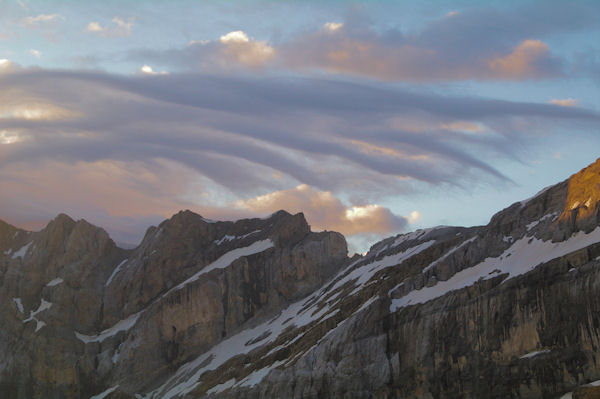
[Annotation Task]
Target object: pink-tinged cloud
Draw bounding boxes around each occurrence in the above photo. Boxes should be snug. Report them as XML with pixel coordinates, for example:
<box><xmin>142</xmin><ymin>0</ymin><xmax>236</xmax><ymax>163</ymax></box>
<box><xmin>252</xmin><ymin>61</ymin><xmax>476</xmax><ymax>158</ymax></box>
<box><xmin>148</xmin><ymin>25</ymin><xmax>563</xmax><ymax>81</ymax></box>
<box><xmin>218</xmin><ymin>31</ymin><xmax>275</xmax><ymax>67</ymax></box>
<box><xmin>235</xmin><ymin>184</ymin><xmax>408</xmax><ymax>236</ymax></box>
<box><xmin>86</xmin><ymin>17</ymin><xmax>134</xmax><ymax>37</ymax></box>
<box><xmin>488</xmin><ymin>39</ymin><xmax>555</xmax><ymax>79</ymax></box>
<box><xmin>549</xmin><ymin>98</ymin><xmax>578</xmax><ymax>107</ymax></box>
<box><xmin>0</xmin><ymin>159</ymin><xmax>197</xmax><ymax>242</ymax></box>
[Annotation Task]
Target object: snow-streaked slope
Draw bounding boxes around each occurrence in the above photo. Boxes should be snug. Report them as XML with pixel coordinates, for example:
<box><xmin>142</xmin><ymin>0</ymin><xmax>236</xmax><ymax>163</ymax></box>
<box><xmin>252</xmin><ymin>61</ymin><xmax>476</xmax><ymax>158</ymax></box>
<box><xmin>391</xmin><ymin>227</ymin><xmax>600</xmax><ymax>311</ymax></box>
<box><xmin>75</xmin><ymin>311</ymin><xmax>142</xmax><ymax>343</ymax></box>
<box><xmin>145</xmin><ymin>239</ymin><xmax>435</xmax><ymax>398</ymax></box>
<box><xmin>105</xmin><ymin>259</ymin><xmax>128</xmax><ymax>287</ymax></box>
<box><xmin>11</xmin><ymin>241</ymin><xmax>33</xmax><ymax>259</ymax></box>
<box><xmin>166</xmin><ymin>239</ymin><xmax>274</xmax><ymax>295</ymax></box>
<box><xmin>23</xmin><ymin>299</ymin><xmax>52</xmax><ymax>332</ymax></box>
<box><xmin>46</xmin><ymin>278</ymin><xmax>64</xmax><ymax>287</ymax></box>
<box><xmin>90</xmin><ymin>385</ymin><xmax>119</xmax><ymax>399</ymax></box>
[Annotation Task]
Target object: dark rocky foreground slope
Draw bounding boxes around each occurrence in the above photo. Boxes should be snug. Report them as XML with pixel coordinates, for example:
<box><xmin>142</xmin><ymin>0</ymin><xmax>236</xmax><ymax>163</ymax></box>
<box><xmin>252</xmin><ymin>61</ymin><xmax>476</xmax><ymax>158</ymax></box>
<box><xmin>2</xmin><ymin>159</ymin><xmax>600</xmax><ymax>399</ymax></box>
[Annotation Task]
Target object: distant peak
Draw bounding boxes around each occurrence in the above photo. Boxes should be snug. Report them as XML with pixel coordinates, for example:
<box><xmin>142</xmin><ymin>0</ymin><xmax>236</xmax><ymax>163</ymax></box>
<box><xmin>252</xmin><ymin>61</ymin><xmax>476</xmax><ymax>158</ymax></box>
<box><xmin>53</xmin><ymin>213</ymin><xmax>75</xmax><ymax>224</ymax></box>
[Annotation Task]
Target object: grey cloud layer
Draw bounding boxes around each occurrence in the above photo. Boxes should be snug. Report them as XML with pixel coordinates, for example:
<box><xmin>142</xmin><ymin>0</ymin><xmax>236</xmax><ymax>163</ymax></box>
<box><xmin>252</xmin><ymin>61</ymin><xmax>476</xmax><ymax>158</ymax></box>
<box><xmin>2</xmin><ymin>69</ymin><xmax>599</xmax><ymax>194</ymax></box>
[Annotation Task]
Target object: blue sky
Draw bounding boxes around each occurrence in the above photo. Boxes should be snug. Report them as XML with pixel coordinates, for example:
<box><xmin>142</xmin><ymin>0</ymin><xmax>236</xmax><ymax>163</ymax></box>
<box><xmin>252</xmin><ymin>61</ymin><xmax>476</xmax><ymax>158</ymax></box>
<box><xmin>1</xmin><ymin>0</ymin><xmax>599</xmax><ymax>252</ymax></box>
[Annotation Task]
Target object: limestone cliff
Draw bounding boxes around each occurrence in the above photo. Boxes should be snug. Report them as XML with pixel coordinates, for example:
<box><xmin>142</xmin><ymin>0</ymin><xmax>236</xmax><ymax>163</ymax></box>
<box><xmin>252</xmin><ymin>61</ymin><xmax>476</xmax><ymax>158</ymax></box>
<box><xmin>2</xmin><ymin>159</ymin><xmax>600</xmax><ymax>399</ymax></box>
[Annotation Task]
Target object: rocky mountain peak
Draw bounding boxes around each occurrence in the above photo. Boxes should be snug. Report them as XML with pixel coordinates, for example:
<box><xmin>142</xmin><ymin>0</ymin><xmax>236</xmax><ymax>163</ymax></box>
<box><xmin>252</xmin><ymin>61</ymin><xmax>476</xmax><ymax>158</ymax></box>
<box><xmin>557</xmin><ymin>157</ymin><xmax>600</xmax><ymax>234</ymax></box>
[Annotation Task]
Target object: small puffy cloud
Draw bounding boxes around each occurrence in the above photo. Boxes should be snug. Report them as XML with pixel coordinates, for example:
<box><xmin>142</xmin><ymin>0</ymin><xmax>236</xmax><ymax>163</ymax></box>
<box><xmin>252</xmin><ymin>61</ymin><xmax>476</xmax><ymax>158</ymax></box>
<box><xmin>323</xmin><ymin>22</ymin><xmax>343</xmax><ymax>32</ymax></box>
<box><xmin>218</xmin><ymin>30</ymin><xmax>275</xmax><ymax>67</ymax></box>
<box><xmin>550</xmin><ymin>98</ymin><xmax>577</xmax><ymax>107</ymax></box>
<box><xmin>22</xmin><ymin>13</ymin><xmax>64</xmax><ymax>26</ymax></box>
<box><xmin>236</xmin><ymin>184</ymin><xmax>408</xmax><ymax>236</ymax></box>
<box><xmin>29</xmin><ymin>49</ymin><xmax>41</xmax><ymax>58</ymax></box>
<box><xmin>86</xmin><ymin>22</ymin><xmax>103</xmax><ymax>33</ymax></box>
<box><xmin>0</xmin><ymin>58</ymin><xmax>16</xmax><ymax>73</ymax></box>
<box><xmin>220</xmin><ymin>30</ymin><xmax>250</xmax><ymax>44</ymax></box>
<box><xmin>86</xmin><ymin>17</ymin><xmax>134</xmax><ymax>37</ymax></box>
<box><xmin>407</xmin><ymin>210</ymin><xmax>421</xmax><ymax>223</ymax></box>
<box><xmin>140</xmin><ymin>65</ymin><xmax>168</xmax><ymax>75</ymax></box>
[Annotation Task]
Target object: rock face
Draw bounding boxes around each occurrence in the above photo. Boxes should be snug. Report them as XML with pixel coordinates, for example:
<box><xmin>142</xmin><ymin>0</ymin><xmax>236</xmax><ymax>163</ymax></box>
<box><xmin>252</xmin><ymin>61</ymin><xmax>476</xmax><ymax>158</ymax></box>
<box><xmin>0</xmin><ymin>210</ymin><xmax>346</xmax><ymax>398</ymax></box>
<box><xmin>2</xmin><ymin>158</ymin><xmax>600</xmax><ymax>399</ymax></box>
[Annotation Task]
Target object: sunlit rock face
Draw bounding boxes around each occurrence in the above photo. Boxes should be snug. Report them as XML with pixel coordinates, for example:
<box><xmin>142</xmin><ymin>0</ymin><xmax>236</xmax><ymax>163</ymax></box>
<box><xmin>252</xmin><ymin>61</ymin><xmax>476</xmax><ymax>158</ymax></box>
<box><xmin>2</xmin><ymin>160</ymin><xmax>600</xmax><ymax>399</ymax></box>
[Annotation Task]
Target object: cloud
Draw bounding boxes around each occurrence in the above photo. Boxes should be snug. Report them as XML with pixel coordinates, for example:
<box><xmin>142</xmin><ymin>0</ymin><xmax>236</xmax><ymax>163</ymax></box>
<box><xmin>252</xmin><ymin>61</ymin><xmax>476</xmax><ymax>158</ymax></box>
<box><xmin>0</xmin><ymin>59</ymin><xmax>15</xmax><ymax>72</ymax></box>
<box><xmin>140</xmin><ymin>65</ymin><xmax>168</xmax><ymax>75</ymax></box>
<box><xmin>549</xmin><ymin>98</ymin><xmax>578</xmax><ymax>107</ymax></box>
<box><xmin>86</xmin><ymin>17</ymin><xmax>134</xmax><ymax>37</ymax></box>
<box><xmin>86</xmin><ymin>22</ymin><xmax>103</xmax><ymax>33</ymax></box>
<box><xmin>0</xmin><ymin>158</ymin><xmax>197</xmax><ymax>244</ymax></box>
<box><xmin>29</xmin><ymin>49</ymin><xmax>41</xmax><ymax>58</ymax></box>
<box><xmin>407</xmin><ymin>210</ymin><xmax>421</xmax><ymax>224</ymax></box>
<box><xmin>22</xmin><ymin>13</ymin><xmax>64</xmax><ymax>26</ymax></box>
<box><xmin>0</xmin><ymin>68</ymin><xmax>598</xmax><ymax>245</ymax></box>
<box><xmin>488</xmin><ymin>40</ymin><xmax>557</xmax><ymax>79</ymax></box>
<box><xmin>323</xmin><ymin>22</ymin><xmax>344</xmax><ymax>32</ymax></box>
<box><xmin>128</xmin><ymin>2</ymin><xmax>596</xmax><ymax>82</ymax></box>
<box><xmin>217</xmin><ymin>30</ymin><xmax>275</xmax><ymax>67</ymax></box>
<box><xmin>236</xmin><ymin>184</ymin><xmax>407</xmax><ymax>236</ymax></box>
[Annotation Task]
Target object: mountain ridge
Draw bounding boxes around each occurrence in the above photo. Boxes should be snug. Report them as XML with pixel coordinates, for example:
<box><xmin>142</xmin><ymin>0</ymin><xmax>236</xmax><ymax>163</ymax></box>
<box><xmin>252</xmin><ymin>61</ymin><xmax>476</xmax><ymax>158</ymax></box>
<box><xmin>1</xmin><ymin>158</ymin><xmax>600</xmax><ymax>398</ymax></box>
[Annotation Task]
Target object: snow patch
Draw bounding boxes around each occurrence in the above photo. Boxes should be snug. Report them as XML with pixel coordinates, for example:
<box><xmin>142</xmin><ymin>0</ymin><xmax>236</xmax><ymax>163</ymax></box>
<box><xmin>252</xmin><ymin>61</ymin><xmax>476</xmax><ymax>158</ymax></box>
<box><xmin>236</xmin><ymin>361</ymin><xmax>283</xmax><ymax>387</ymax></box>
<box><xmin>90</xmin><ymin>385</ymin><xmax>119</xmax><ymax>399</ymax></box>
<box><xmin>105</xmin><ymin>259</ymin><xmax>128</xmax><ymax>287</ymax></box>
<box><xmin>75</xmin><ymin>311</ymin><xmax>142</xmax><ymax>343</ymax></box>
<box><xmin>214</xmin><ymin>230</ymin><xmax>261</xmax><ymax>245</ymax></box>
<box><xmin>11</xmin><ymin>241</ymin><xmax>33</xmax><ymax>259</ymax></box>
<box><xmin>526</xmin><ymin>212</ymin><xmax>558</xmax><ymax>231</ymax></box>
<box><xmin>503</xmin><ymin>236</ymin><xmax>513</xmax><ymax>243</ymax></box>
<box><xmin>333</xmin><ymin>240</ymin><xmax>436</xmax><ymax>296</ymax></box>
<box><xmin>166</xmin><ymin>239</ymin><xmax>274</xmax><ymax>295</ymax></box>
<box><xmin>423</xmin><ymin>237</ymin><xmax>476</xmax><ymax>274</ymax></box>
<box><xmin>46</xmin><ymin>278</ymin><xmax>63</xmax><ymax>287</ymax></box>
<box><xmin>12</xmin><ymin>298</ymin><xmax>24</xmax><ymax>313</ymax></box>
<box><xmin>391</xmin><ymin>227</ymin><xmax>600</xmax><ymax>312</ymax></box>
<box><xmin>214</xmin><ymin>235</ymin><xmax>236</xmax><ymax>245</ymax></box>
<box><xmin>520</xmin><ymin>349</ymin><xmax>551</xmax><ymax>359</ymax></box>
<box><xmin>206</xmin><ymin>378</ymin><xmax>236</xmax><ymax>394</ymax></box>
<box><xmin>23</xmin><ymin>299</ymin><xmax>52</xmax><ymax>332</ymax></box>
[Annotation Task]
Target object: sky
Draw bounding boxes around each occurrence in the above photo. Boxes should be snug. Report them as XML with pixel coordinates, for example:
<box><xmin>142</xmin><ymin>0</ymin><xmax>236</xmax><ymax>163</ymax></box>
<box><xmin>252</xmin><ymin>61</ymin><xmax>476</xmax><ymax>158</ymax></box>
<box><xmin>0</xmin><ymin>0</ymin><xmax>599</xmax><ymax>253</ymax></box>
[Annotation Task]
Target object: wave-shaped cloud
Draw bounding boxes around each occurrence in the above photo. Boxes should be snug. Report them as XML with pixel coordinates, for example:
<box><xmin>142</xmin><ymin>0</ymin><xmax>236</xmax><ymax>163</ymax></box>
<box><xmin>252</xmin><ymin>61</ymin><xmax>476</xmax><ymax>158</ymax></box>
<box><xmin>0</xmin><ymin>67</ymin><xmax>598</xmax><ymax>243</ymax></box>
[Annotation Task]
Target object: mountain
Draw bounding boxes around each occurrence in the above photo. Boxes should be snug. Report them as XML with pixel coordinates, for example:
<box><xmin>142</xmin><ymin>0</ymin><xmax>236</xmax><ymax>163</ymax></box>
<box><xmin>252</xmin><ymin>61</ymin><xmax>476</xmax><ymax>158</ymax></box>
<box><xmin>1</xmin><ymin>159</ymin><xmax>600</xmax><ymax>399</ymax></box>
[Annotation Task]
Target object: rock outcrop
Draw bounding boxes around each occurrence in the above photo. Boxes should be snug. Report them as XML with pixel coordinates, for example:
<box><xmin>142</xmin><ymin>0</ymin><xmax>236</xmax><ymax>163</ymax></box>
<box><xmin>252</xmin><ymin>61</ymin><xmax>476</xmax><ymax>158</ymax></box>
<box><xmin>2</xmin><ymin>158</ymin><xmax>600</xmax><ymax>399</ymax></box>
